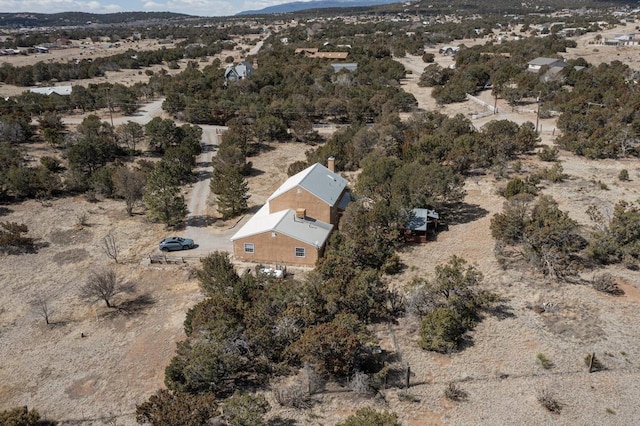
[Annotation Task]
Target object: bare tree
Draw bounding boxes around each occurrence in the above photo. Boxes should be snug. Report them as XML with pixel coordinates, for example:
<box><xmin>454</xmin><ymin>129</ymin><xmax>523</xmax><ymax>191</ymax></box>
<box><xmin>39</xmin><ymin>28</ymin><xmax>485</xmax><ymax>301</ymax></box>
<box><xmin>102</xmin><ymin>231</ymin><xmax>119</xmax><ymax>263</ymax></box>
<box><xmin>113</xmin><ymin>166</ymin><xmax>146</xmax><ymax>216</ymax></box>
<box><xmin>31</xmin><ymin>294</ymin><xmax>54</xmax><ymax>325</ymax></box>
<box><xmin>81</xmin><ymin>269</ymin><xmax>120</xmax><ymax>308</ymax></box>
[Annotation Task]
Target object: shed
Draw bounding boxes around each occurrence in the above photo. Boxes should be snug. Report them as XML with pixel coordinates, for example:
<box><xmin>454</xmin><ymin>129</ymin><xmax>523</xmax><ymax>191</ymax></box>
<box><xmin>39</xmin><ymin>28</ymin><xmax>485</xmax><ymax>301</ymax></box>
<box><xmin>404</xmin><ymin>208</ymin><xmax>439</xmax><ymax>243</ymax></box>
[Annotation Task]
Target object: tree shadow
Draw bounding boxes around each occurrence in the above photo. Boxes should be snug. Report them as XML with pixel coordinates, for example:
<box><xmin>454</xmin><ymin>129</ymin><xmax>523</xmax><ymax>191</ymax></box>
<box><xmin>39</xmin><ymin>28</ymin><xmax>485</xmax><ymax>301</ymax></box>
<box><xmin>195</xmin><ymin>160</ymin><xmax>212</xmax><ymax>168</ymax></box>
<box><xmin>0</xmin><ymin>206</ymin><xmax>11</xmax><ymax>216</ymax></box>
<box><xmin>487</xmin><ymin>302</ymin><xmax>516</xmax><ymax>320</ymax></box>
<box><xmin>115</xmin><ymin>294</ymin><xmax>156</xmax><ymax>316</ymax></box>
<box><xmin>444</xmin><ymin>202</ymin><xmax>489</xmax><ymax>226</ymax></box>
<box><xmin>247</xmin><ymin>168</ymin><xmax>265</xmax><ymax>177</ymax></box>
<box><xmin>194</xmin><ymin>170</ymin><xmax>213</xmax><ymax>181</ymax></box>
<box><xmin>187</xmin><ymin>215</ymin><xmax>217</xmax><ymax>227</ymax></box>
<box><xmin>268</xmin><ymin>418</ymin><xmax>297</xmax><ymax>426</ymax></box>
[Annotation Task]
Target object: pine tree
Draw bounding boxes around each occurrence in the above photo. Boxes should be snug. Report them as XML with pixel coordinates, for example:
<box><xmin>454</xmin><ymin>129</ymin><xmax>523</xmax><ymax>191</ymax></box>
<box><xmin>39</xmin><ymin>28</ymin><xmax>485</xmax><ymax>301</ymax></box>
<box><xmin>216</xmin><ymin>166</ymin><xmax>249</xmax><ymax>219</ymax></box>
<box><xmin>143</xmin><ymin>161</ymin><xmax>188</xmax><ymax>227</ymax></box>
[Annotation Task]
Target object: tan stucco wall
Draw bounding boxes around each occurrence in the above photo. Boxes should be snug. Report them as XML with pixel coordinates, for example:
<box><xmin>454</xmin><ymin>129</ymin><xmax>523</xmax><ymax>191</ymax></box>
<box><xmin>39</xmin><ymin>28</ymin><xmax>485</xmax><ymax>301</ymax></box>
<box><xmin>232</xmin><ymin>231</ymin><xmax>322</xmax><ymax>266</ymax></box>
<box><xmin>269</xmin><ymin>187</ymin><xmax>344</xmax><ymax>224</ymax></box>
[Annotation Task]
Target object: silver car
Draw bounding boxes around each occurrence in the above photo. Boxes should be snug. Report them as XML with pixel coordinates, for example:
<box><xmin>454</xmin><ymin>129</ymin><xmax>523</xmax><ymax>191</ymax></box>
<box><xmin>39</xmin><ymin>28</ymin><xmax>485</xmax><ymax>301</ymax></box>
<box><xmin>159</xmin><ymin>237</ymin><xmax>195</xmax><ymax>251</ymax></box>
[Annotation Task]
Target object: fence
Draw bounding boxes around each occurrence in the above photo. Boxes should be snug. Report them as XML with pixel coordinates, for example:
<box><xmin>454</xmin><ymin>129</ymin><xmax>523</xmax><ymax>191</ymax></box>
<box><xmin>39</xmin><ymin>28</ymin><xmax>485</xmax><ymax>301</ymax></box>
<box><xmin>148</xmin><ymin>254</ymin><xmax>203</xmax><ymax>264</ymax></box>
<box><xmin>466</xmin><ymin>93</ymin><xmax>497</xmax><ymax>115</ymax></box>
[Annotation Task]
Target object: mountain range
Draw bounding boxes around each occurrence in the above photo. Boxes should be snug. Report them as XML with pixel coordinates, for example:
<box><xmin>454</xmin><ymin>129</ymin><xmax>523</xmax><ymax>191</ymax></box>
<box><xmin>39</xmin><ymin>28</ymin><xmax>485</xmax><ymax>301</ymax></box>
<box><xmin>237</xmin><ymin>0</ymin><xmax>402</xmax><ymax>16</ymax></box>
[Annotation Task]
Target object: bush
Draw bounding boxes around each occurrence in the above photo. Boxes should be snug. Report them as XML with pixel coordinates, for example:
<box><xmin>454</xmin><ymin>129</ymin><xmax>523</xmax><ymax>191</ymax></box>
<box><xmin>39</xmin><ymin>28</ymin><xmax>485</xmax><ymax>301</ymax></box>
<box><xmin>422</xmin><ymin>52</ymin><xmax>435</xmax><ymax>63</ymax></box>
<box><xmin>0</xmin><ymin>221</ymin><xmax>35</xmax><ymax>254</ymax></box>
<box><xmin>419</xmin><ymin>305</ymin><xmax>465</xmax><ymax>353</ymax></box>
<box><xmin>536</xmin><ymin>352</ymin><xmax>554</xmax><ymax>369</ymax></box>
<box><xmin>538</xmin><ymin>389</ymin><xmax>562</xmax><ymax>414</ymax></box>
<box><xmin>591</xmin><ymin>273</ymin><xmax>624</xmax><ymax>296</ymax></box>
<box><xmin>618</xmin><ymin>169</ymin><xmax>630</xmax><ymax>181</ymax></box>
<box><xmin>503</xmin><ymin>177</ymin><xmax>536</xmax><ymax>199</ymax></box>
<box><xmin>585</xmin><ymin>353</ymin><xmax>605</xmax><ymax>372</ymax></box>
<box><xmin>444</xmin><ymin>382</ymin><xmax>468</xmax><ymax>401</ymax></box>
<box><xmin>537</xmin><ymin>146</ymin><xmax>559</xmax><ymax>162</ymax></box>
<box><xmin>337</xmin><ymin>407</ymin><xmax>401</xmax><ymax>426</ymax></box>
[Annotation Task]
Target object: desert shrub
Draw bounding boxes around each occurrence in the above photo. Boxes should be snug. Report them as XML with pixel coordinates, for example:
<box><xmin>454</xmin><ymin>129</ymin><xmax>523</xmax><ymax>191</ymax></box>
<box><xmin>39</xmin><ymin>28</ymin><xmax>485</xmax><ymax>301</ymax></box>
<box><xmin>0</xmin><ymin>406</ymin><xmax>52</xmax><ymax>425</ymax></box>
<box><xmin>491</xmin><ymin>195</ymin><xmax>583</xmax><ymax>278</ymax></box>
<box><xmin>589</xmin><ymin>201</ymin><xmax>640</xmax><ymax>265</ymax></box>
<box><xmin>0</xmin><ymin>221</ymin><xmax>35</xmax><ymax>254</ymax></box>
<box><xmin>40</xmin><ymin>156</ymin><xmax>62</xmax><ymax>172</ymax></box>
<box><xmin>538</xmin><ymin>389</ymin><xmax>562</xmax><ymax>414</ymax></box>
<box><xmin>444</xmin><ymin>382</ymin><xmax>468</xmax><ymax>401</ymax></box>
<box><xmin>534</xmin><ymin>163</ymin><xmax>566</xmax><ymax>183</ymax></box>
<box><xmin>585</xmin><ymin>353</ymin><xmax>605</xmax><ymax>372</ymax></box>
<box><xmin>591</xmin><ymin>273</ymin><xmax>624</xmax><ymax>296</ymax></box>
<box><xmin>135</xmin><ymin>389</ymin><xmax>217</xmax><ymax>426</ymax></box>
<box><xmin>536</xmin><ymin>352</ymin><xmax>554</xmax><ymax>369</ymax></box>
<box><xmin>422</xmin><ymin>52</ymin><xmax>435</xmax><ymax>63</ymax></box>
<box><xmin>419</xmin><ymin>305</ymin><xmax>465</xmax><ymax>353</ymax></box>
<box><xmin>337</xmin><ymin>407</ymin><xmax>401</xmax><ymax>426</ymax></box>
<box><xmin>503</xmin><ymin>176</ymin><xmax>537</xmax><ymax>199</ymax></box>
<box><xmin>411</xmin><ymin>256</ymin><xmax>495</xmax><ymax>352</ymax></box>
<box><xmin>537</xmin><ymin>146</ymin><xmax>559</xmax><ymax>162</ymax></box>
<box><xmin>618</xmin><ymin>169</ymin><xmax>630</xmax><ymax>181</ymax></box>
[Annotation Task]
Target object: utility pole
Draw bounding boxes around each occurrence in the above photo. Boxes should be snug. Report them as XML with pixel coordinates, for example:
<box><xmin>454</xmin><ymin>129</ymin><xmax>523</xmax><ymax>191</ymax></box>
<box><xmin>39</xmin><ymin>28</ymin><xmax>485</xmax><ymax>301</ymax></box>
<box><xmin>535</xmin><ymin>92</ymin><xmax>541</xmax><ymax>133</ymax></box>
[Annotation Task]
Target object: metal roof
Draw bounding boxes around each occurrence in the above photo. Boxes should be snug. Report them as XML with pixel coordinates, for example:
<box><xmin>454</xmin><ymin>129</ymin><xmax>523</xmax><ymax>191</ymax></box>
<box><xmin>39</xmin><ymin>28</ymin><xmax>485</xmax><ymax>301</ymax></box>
<box><xmin>405</xmin><ymin>208</ymin><xmax>439</xmax><ymax>232</ymax></box>
<box><xmin>528</xmin><ymin>57</ymin><xmax>566</xmax><ymax>67</ymax></box>
<box><xmin>231</xmin><ymin>204</ymin><xmax>333</xmax><ymax>248</ymax></box>
<box><xmin>29</xmin><ymin>85</ymin><xmax>72</xmax><ymax>96</ymax></box>
<box><xmin>268</xmin><ymin>163</ymin><xmax>348</xmax><ymax>207</ymax></box>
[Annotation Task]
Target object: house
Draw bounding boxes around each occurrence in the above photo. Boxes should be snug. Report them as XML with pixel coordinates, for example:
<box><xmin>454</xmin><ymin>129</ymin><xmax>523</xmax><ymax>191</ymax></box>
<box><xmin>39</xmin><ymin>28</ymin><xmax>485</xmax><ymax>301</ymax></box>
<box><xmin>294</xmin><ymin>48</ymin><xmax>349</xmax><ymax>60</ymax></box>
<box><xmin>403</xmin><ymin>208</ymin><xmax>440</xmax><ymax>243</ymax></box>
<box><xmin>331</xmin><ymin>63</ymin><xmax>358</xmax><ymax>73</ymax></box>
<box><xmin>439</xmin><ymin>46</ymin><xmax>460</xmax><ymax>55</ymax></box>
<box><xmin>231</xmin><ymin>158</ymin><xmax>351</xmax><ymax>266</ymax></box>
<box><xmin>527</xmin><ymin>57</ymin><xmax>567</xmax><ymax>72</ymax></box>
<box><xmin>224</xmin><ymin>61</ymin><xmax>254</xmax><ymax>82</ymax></box>
<box><xmin>29</xmin><ymin>85</ymin><xmax>73</xmax><ymax>96</ymax></box>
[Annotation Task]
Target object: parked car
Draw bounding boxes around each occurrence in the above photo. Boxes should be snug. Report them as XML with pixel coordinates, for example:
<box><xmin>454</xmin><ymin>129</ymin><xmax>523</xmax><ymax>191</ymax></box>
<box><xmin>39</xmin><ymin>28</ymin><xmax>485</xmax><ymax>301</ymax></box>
<box><xmin>159</xmin><ymin>237</ymin><xmax>195</xmax><ymax>251</ymax></box>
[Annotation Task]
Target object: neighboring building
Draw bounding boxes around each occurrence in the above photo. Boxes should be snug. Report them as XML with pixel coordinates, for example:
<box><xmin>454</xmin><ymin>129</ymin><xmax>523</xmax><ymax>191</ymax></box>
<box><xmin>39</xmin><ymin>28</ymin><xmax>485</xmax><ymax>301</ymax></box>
<box><xmin>29</xmin><ymin>85</ymin><xmax>73</xmax><ymax>96</ymax></box>
<box><xmin>331</xmin><ymin>63</ymin><xmax>358</xmax><ymax>73</ymax></box>
<box><xmin>294</xmin><ymin>48</ymin><xmax>349</xmax><ymax>59</ymax></box>
<box><xmin>439</xmin><ymin>46</ymin><xmax>460</xmax><ymax>55</ymax></box>
<box><xmin>224</xmin><ymin>61</ymin><xmax>254</xmax><ymax>82</ymax></box>
<box><xmin>403</xmin><ymin>208</ymin><xmax>440</xmax><ymax>243</ymax></box>
<box><xmin>527</xmin><ymin>57</ymin><xmax>567</xmax><ymax>72</ymax></box>
<box><xmin>231</xmin><ymin>158</ymin><xmax>350</xmax><ymax>266</ymax></box>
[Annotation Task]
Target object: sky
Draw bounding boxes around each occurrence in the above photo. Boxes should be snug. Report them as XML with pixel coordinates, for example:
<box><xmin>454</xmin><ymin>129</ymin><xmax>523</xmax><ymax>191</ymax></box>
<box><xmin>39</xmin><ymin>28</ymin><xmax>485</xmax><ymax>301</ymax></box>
<box><xmin>0</xmin><ymin>0</ymin><xmax>299</xmax><ymax>17</ymax></box>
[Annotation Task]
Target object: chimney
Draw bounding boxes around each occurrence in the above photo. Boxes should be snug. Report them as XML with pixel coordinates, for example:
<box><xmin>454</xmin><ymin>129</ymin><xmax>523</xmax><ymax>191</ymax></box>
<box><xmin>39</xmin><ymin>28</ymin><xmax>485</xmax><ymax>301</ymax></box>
<box><xmin>295</xmin><ymin>208</ymin><xmax>306</xmax><ymax>219</ymax></box>
<box><xmin>327</xmin><ymin>156</ymin><xmax>335</xmax><ymax>172</ymax></box>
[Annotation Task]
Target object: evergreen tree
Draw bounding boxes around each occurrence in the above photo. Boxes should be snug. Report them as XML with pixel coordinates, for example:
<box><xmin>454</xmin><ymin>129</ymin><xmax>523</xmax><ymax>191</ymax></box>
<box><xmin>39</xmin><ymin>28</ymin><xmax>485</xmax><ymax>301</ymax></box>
<box><xmin>216</xmin><ymin>166</ymin><xmax>249</xmax><ymax>219</ymax></box>
<box><xmin>143</xmin><ymin>161</ymin><xmax>187</xmax><ymax>227</ymax></box>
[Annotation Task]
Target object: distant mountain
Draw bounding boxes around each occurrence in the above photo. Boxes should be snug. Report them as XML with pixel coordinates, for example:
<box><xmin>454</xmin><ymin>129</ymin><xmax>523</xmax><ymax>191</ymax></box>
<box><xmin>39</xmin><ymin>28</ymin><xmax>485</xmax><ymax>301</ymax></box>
<box><xmin>0</xmin><ymin>11</ymin><xmax>193</xmax><ymax>28</ymax></box>
<box><xmin>237</xmin><ymin>0</ymin><xmax>401</xmax><ymax>15</ymax></box>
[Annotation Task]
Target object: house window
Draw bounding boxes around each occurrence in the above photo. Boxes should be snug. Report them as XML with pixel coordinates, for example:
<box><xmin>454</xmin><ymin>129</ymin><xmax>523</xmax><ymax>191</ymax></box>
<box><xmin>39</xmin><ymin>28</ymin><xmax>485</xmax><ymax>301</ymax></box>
<box><xmin>295</xmin><ymin>247</ymin><xmax>306</xmax><ymax>258</ymax></box>
<box><xmin>244</xmin><ymin>243</ymin><xmax>255</xmax><ymax>253</ymax></box>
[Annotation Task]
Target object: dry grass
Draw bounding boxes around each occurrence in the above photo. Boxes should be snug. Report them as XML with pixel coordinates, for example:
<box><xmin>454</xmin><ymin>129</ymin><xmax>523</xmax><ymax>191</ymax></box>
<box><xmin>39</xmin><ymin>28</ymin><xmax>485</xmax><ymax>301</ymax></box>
<box><xmin>3</xmin><ymin>27</ymin><xmax>640</xmax><ymax>426</ymax></box>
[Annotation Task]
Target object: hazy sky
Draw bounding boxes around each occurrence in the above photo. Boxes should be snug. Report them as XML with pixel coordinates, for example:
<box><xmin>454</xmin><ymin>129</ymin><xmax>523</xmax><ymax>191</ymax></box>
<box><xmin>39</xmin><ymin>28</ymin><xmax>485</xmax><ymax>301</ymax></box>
<box><xmin>0</xmin><ymin>0</ymin><xmax>297</xmax><ymax>16</ymax></box>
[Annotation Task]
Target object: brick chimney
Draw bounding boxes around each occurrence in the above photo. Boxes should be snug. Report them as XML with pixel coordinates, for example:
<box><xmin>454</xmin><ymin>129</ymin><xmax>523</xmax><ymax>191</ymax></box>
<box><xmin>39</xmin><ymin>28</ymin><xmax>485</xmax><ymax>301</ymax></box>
<box><xmin>327</xmin><ymin>156</ymin><xmax>335</xmax><ymax>172</ymax></box>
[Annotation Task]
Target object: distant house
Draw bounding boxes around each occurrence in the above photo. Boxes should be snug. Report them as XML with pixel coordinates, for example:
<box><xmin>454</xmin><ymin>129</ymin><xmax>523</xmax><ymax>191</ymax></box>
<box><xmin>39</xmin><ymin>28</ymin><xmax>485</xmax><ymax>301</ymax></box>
<box><xmin>439</xmin><ymin>46</ymin><xmax>460</xmax><ymax>55</ymax></box>
<box><xmin>294</xmin><ymin>48</ymin><xmax>349</xmax><ymax>60</ymax></box>
<box><xmin>29</xmin><ymin>85</ymin><xmax>73</xmax><ymax>96</ymax></box>
<box><xmin>527</xmin><ymin>57</ymin><xmax>567</xmax><ymax>72</ymax></box>
<box><xmin>224</xmin><ymin>61</ymin><xmax>254</xmax><ymax>82</ymax></box>
<box><xmin>231</xmin><ymin>158</ymin><xmax>351</xmax><ymax>266</ymax></box>
<box><xmin>403</xmin><ymin>208</ymin><xmax>440</xmax><ymax>243</ymax></box>
<box><xmin>331</xmin><ymin>63</ymin><xmax>358</xmax><ymax>73</ymax></box>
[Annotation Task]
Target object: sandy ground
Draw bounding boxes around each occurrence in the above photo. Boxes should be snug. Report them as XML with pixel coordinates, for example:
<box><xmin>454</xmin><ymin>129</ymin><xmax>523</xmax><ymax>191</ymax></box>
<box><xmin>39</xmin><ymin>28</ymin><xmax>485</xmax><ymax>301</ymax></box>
<box><xmin>3</xmin><ymin>26</ymin><xmax>640</xmax><ymax>426</ymax></box>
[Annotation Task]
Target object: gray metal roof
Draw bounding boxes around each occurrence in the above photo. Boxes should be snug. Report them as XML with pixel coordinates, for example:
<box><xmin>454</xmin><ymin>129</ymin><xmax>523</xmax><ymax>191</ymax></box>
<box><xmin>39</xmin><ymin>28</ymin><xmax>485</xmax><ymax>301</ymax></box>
<box><xmin>405</xmin><ymin>208</ymin><xmax>439</xmax><ymax>232</ymax></box>
<box><xmin>528</xmin><ymin>57</ymin><xmax>566</xmax><ymax>67</ymax></box>
<box><xmin>331</xmin><ymin>63</ymin><xmax>358</xmax><ymax>73</ymax></box>
<box><xmin>268</xmin><ymin>163</ymin><xmax>348</xmax><ymax>207</ymax></box>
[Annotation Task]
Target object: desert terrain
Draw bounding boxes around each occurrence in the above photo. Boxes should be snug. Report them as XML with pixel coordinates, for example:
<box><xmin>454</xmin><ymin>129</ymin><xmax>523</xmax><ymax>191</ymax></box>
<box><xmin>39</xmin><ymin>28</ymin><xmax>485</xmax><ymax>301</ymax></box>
<box><xmin>1</xmin><ymin>24</ymin><xmax>640</xmax><ymax>425</ymax></box>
